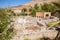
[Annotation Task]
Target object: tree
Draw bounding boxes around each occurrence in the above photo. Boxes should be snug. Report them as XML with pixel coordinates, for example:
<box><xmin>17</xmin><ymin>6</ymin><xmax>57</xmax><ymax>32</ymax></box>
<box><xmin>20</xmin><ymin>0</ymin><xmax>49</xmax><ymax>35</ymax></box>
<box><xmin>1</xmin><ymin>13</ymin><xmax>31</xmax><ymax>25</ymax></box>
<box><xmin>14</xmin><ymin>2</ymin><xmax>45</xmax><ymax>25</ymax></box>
<box><xmin>41</xmin><ymin>3</ymin><xmax>55</xmax><ymax>12</ymax></box>
<box><xmin>29</xmin><ymin>4</ymin><xmax>40</xmax><ymax>16</ymax></box>
<box><xmin>34</xmin><ymin>4</ymin><xmax>39</xmax><ymax>10</ymax></box>
<box><xmin>52</xmin><ymin>2</ymin><xmax>60</xmax><ymax>19</ymax></box>
<box><xmin>29</xmin><ymin>8</ymin><xmax>36</xmax><ymax>17</ymax></box>
<box><xmin>52</xmin><ymin>2</ymin><xmax>60</xmax><ymax>9</ymax></box>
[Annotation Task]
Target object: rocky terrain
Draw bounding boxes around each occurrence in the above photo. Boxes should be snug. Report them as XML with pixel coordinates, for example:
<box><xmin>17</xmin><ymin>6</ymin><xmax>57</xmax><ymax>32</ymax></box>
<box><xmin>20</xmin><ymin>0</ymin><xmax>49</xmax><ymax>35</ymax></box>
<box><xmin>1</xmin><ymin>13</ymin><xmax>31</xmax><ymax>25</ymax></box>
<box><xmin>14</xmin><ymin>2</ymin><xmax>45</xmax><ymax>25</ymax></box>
<box><xmin>11</xmin><ymin>16</ymin><xmax>59</xmax><ymax>40</ymax></box>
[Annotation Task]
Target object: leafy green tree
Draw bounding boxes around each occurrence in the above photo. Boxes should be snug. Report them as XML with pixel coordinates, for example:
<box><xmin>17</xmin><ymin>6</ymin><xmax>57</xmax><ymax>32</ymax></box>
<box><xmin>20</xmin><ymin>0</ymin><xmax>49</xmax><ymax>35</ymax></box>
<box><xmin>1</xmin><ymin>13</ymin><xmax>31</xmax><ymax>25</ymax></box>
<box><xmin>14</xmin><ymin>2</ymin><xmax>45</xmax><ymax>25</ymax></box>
<box><xmin>34</xmin><ymin>4</ymin><xmax>39</xmax><ymax>10</ymax></box>
<box><xmin>52</xmin><ymin>2</ymin><xmax>60</xmax><ymax>19</ymax></box>
<box><xmin>52</xmin><ymin>2</ymin><xmax>60</xmax><ymax>9</ymax></box>
<box><xmin>29</xmin><ymin>4</ymin><xmax>39</xmax><ymax>16</ymax></box>
<box><xmin>29</xmin><ymin>8</ymin><xmax>36</xmax><ymax>17</ymax></box>
<box><xmin>34</xmin><ymin>4</ymin><xmax>44</xmax><ymax>12</ymax></box>
<box><xmin>41</xmin><ymin>3</ymin><xmax>55</xmax><ymax>12</ymax></box>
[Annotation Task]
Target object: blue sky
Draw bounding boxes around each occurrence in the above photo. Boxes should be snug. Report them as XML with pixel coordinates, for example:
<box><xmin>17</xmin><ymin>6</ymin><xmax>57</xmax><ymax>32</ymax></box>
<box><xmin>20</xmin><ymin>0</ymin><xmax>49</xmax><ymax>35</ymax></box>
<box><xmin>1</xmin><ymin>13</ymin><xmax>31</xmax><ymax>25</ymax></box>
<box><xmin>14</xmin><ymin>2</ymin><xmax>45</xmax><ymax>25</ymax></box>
<box><xmin>0</xmin><ymin>0</ymin><xmax>31</xmax><ymax>8</ymax></box>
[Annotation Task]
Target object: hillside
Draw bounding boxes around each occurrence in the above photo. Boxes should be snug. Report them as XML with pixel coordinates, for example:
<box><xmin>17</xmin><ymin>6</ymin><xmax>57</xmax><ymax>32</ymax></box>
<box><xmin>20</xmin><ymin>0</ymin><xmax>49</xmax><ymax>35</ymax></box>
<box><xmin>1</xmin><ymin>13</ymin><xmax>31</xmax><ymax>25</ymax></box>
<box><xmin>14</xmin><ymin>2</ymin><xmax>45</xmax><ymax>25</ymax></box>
<box><xmin>24</xmin><ymin>0</ymin><xmax>59</xmax><ymax>7</ymax></box>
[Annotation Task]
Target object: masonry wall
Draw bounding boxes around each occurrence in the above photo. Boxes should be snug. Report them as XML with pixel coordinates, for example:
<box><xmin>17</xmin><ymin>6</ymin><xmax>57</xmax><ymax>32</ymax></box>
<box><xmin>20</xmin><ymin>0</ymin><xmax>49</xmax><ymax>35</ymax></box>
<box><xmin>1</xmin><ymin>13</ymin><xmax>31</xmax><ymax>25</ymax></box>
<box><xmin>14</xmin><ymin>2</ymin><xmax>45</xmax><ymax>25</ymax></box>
<box><xmin>36</xmin><ymin>12</ymin><xmax>44</xmax><ymax>18</ymax></box>
<box><xmin>36</xmin><ymin>12</ymin><xmax>51</xmax><ymax>18</ymax></box>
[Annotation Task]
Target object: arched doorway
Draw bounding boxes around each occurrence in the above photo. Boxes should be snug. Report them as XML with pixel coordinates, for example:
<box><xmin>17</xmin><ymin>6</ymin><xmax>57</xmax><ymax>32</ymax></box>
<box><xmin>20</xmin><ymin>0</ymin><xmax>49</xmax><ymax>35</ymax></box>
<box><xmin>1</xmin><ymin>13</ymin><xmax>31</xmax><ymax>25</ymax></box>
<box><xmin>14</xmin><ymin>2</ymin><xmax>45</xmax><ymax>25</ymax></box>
<box><xmin>22</xmin><ymin>8</ymin><xmax>27</xmax><ymax>12</ymax></box>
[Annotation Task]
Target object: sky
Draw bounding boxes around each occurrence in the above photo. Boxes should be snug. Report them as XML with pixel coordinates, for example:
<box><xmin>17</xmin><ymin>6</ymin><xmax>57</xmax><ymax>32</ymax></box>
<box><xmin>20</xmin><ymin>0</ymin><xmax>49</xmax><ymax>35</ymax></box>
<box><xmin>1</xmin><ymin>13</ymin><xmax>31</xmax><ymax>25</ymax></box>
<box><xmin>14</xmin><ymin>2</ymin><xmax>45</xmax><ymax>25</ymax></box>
<box><xmin>0</xmin><ymin>0</ymin><xmax>31</xmax><ymax>8</ymax></box>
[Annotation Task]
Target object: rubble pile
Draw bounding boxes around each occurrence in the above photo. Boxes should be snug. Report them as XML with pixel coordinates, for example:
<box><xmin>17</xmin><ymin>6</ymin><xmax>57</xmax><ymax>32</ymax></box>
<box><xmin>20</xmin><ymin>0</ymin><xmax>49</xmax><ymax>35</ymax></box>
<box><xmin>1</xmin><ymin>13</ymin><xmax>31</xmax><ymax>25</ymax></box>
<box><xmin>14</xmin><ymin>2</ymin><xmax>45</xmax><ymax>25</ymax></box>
<box><xmin>11</xmin><ymin>16</ymin><xmax>59</xmax><ymax>40</ymax></box>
